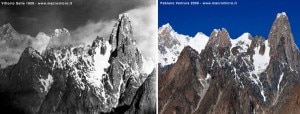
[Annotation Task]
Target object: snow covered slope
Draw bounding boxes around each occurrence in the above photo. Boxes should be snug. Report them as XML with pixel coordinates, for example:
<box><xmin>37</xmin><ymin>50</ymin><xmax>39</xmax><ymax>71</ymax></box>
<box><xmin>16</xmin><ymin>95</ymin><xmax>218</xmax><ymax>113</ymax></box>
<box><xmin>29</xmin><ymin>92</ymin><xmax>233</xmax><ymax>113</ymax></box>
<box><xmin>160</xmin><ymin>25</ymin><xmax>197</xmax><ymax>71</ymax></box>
<box><xmin>158</xmin><ymin>23</ymin><xmax>209</xmax><ymax>66</ymax></box>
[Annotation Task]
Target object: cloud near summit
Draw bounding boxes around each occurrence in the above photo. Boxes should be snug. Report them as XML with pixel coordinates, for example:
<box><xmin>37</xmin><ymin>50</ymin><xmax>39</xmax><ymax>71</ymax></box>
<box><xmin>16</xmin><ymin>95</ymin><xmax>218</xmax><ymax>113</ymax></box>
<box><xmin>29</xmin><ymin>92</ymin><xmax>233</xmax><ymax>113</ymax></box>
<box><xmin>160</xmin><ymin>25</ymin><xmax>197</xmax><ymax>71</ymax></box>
<box><xmin>71</xmin><ymin>4</ymin><xmax>157</xmax><ymax>60</ymax></box>
<box><xmin>0</xmin><ymin>0</ymin><xmax>157</xmax><ymax>67</ymax></box>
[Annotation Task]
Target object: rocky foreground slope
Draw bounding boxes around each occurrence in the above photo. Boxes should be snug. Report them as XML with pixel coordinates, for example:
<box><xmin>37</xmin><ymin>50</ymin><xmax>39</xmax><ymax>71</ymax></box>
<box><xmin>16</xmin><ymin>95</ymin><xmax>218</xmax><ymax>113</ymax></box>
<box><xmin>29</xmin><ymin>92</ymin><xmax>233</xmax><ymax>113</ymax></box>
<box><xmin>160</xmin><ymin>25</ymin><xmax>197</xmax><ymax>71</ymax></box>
<box><xmin>158</xmin><ymin>12</ymin><xmax>300</xmax><ymax>114</ymax></box>
<box><xmin>0</xmin><ymin>14</ymin><xmax>156</xmax><ymax>114</ymax></box>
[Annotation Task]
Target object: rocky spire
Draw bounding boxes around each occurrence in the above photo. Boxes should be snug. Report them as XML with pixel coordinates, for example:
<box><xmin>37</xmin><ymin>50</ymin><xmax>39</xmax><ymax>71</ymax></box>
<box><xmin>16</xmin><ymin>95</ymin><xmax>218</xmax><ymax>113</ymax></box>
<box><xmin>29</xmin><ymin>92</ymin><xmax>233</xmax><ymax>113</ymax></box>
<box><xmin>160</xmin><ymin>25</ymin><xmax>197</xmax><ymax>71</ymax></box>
<box><xmin>204</xmin><ymin>28</ymin><xmax>232</xmax><ymax>58</ymax></box>
<box><xmin>46</xmin><ymin>27</ymin><xmax>72</xmax><ymax>48</ymax></box>
<box><xmin>106</xmin><ymin>13</ymin><xmax>145</xmax><ymax>108</ymax></box>
<box><xmin>53</xmin><ymin>28</ymin><xmax>70</xmax><ymax>37</ymax></box>
<box><xmin>268</xmin><ymin>12</ymin><xmax>300</xmax><ymax>70</ymax></box>
<box><xmin>207</xmin><ymin>28</ymin><xmax>231</xmax><ymax>48</ymax></box>
<box><xmin>109</xmin><ymin>13</ymin><xmax>134</xmax><ymax>52</ymax></box>
<box><xmin>89</xmin><ymin>36</ymin><xmax>107</xmax><ymax>55</ymax></box>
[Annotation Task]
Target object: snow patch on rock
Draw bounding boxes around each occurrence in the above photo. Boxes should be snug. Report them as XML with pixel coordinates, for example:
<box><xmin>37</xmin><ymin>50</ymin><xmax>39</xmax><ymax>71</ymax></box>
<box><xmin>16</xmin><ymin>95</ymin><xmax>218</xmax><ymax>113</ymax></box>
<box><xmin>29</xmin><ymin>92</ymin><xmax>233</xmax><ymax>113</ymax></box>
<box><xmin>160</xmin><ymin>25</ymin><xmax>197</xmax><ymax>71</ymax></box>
<box><xmin>88</xmin><ymin>41</ymin><xmax>112</xmax><ymax>88</ymax></box>
<box><xmin>141</xmin><ymin>56</ymin><xmax>155</xmax><ymax>75</ymax></box>
<box><xmin>276</xmin><ymin>12</ymin><xmax>287</xmax><ymax>18</ymax></box>
<box><xmin>252</xmin><ymin>40</ymin><xmax>270</xmax><ymax>75</ymax></box>
<box><xmin>40</xmin><ymin>73</ymin><xmax>54</xmax><ymax>92</ymax></box>
<box><xmin>278</xmin><ymin>73</ymin><xmax>284</xmax><ymax>91</ymax></box>
<box><xmin>231</xmin><ymin>32</ymin><xmax>252</xmax><ymax>52</ymax></box>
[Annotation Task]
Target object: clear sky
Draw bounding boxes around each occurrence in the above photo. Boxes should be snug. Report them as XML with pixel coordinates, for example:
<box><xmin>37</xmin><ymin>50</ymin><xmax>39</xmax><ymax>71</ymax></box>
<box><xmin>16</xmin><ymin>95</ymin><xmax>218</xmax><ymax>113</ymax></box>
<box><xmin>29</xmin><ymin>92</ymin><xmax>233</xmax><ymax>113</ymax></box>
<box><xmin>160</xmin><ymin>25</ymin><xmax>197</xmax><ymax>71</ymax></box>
<box><xmin>159</xmin><ymin>0</ymin><xmax>300</xmax><ymax>46</ymax></box>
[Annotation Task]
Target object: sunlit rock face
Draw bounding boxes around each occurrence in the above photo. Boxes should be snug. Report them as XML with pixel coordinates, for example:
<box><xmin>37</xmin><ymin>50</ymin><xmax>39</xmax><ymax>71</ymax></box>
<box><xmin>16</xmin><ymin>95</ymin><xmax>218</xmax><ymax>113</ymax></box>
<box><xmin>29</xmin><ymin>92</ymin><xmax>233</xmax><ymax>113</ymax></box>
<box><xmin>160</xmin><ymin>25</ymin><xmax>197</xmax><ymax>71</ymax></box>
<box><xmin>159</xmin><ymin>12</ymin><xmax>300</xmax><ymax>114</ymax></box>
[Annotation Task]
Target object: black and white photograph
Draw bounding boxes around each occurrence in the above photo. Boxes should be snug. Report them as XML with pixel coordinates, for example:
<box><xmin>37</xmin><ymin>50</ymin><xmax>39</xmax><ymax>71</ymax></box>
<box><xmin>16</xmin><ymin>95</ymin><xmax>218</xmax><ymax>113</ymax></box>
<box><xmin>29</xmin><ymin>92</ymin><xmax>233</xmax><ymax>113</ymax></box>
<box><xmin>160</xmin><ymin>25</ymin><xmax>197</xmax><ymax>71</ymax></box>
<box><xmin>0</xmin><ymin>0</ymin><xmax>157</xmax><ymax>113</ymax></box>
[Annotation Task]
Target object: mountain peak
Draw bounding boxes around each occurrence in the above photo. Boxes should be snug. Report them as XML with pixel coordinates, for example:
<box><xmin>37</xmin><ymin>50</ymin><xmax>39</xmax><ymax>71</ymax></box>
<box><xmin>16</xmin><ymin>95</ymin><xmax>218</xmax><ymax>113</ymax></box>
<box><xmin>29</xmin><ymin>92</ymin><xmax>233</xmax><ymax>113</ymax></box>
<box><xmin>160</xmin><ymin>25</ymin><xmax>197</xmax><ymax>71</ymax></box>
<box><xmin>109</xmin><ymin>13</ymin><xmax>134</xmax><ymax>51</ymax></box>
<box><xmin>23</xmin><ymin>46</ymin><xmax>35</xmax><ymax>54</ymax></box>
<box><xmin>118</xmin><ymin>13</ymin><xmax>130</xmax><ymax>20</ymax></box>
<box><xmin>162</xmin><ymin>23</ymin><xmax>173</xmax><ymax>30</ymax></box>
<box><xmin>45</xmin><ymin>28</ymin><xmax>72</xmax><ymax>48</ymax></box>
<box><xmin>117</xmin><ymin>13</ymin><xmax>131</xmax><ymax>27</ymax></box>
<box><xmin>221</xmin><ymin>28</ymin><xmax>228</xmax><ymax>32</ymax></box>
<box><xmin>158</xmin><ymin>23</ymin><xmax>174</xmax><ymax>35</ymax></box>
<box><xmin>36</xmin><ymin>32</ymin><xmax>48</xmax><ymax>38</ymax></box>
<box><xmin>276</xmin><ymin>12</ymin><xmax>287</xmax><ymax>19</ymax></box>
<box><xmin>194</xmin><ymin>32</ymin><xmax>207</xmax><ymax>38</ymax></box>
<box><xmin>268</xmin><ymin>12</ymin><xmax>293</xmax><ymax>51</ymax></box>
<box><xmin>241</xmin><ymin>32</ymin><xmax>251</xmax><ymax>37</ymax></box>
<box><xmin>91</xmin><ymin>36</ymin><xmax>105</xmax><ymax>48</ymax></box>
<box><xmin>19</xmin><ymin>46</ymin><xmax>43</xmax><ymax>61</ymax></box>
<box><xmin>212</xmin><ymin>29</ymin><xmax>220</xmax><ymax>36</ymax></box>
<box><xmin>53</xmin><ymin>28</ymin><xmax>70</xmax><ymax>37</ymax></box>
<box><xmin>207</xmin><ymin>28</ymin><xmax>231</xmax><ymax>48</ymax></box>
<box><xmin>159</xmin><ymin>13</ymin><xmax>300</xmax><ymax>114</ymax></box>
<box><xmin>236</xmin><ymin>32</ymin><xmax>251</xmax><ymax>41</ymax></box>
<box><xmin>268</xmin><ymin>12</ymin><xmax>300</xmax><ymax>70</ymax></box>
<box><xmin>1</xmin><ymin>23</ymin><xmax>13</xmax><ymax>29</ymax></box>
<box><xmin>0</xmin><ymin>23</ymin><xmax>18</xmax><ymax>35</ymax></box>
<box><xmin>0</xmin><ymin>13</ymin><xmax>154</xmax><ymax>114</ymax></box>
<box><xmin>210</xmin><ymin>28</ymin><xmax>228</xmax><ymax>36</ymax></box>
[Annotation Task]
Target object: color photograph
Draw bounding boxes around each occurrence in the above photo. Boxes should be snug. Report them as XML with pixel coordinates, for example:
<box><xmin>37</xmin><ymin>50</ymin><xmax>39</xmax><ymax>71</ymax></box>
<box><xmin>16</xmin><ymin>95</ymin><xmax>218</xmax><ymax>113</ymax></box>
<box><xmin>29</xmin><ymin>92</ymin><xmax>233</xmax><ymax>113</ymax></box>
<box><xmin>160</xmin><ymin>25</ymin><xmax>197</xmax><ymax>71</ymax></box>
<box><xmin>158</xmin><ymin>0</ymin><xmax>300</xmax><ymax>113</ymax></box>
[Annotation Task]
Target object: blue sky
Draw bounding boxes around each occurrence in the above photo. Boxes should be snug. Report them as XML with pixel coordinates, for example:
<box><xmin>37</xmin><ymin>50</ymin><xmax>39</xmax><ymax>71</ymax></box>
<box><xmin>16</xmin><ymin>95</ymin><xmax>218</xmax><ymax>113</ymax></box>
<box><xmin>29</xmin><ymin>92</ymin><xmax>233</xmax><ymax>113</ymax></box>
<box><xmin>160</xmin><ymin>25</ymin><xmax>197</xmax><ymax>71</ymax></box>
<box><xmin>159</xmin><ymin>0</ymin><xmax>300</xmax><ymax>46</ymax></box>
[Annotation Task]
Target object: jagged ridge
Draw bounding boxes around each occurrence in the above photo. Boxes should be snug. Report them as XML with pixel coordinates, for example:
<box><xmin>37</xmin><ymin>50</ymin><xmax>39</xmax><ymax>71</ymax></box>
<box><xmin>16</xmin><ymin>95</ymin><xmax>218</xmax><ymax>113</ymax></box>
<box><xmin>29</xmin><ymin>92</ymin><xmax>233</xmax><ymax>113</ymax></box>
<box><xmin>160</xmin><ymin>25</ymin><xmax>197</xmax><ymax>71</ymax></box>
<box><xmin>159</xmin><ymin>12</ymin><xmax>300</xmax><ymax>114</ymax></box>
<box><xmin>0</xmin><ymin>13</ymin><xmax>156</xmax><ymax>114</ymax></box>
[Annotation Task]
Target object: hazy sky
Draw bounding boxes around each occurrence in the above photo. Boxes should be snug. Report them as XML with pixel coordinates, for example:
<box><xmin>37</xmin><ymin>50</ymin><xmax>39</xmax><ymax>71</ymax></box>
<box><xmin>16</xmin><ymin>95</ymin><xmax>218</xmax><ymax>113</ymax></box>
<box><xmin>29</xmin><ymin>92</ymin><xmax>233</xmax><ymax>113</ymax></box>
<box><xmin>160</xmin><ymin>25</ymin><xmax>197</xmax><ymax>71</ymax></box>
<box><xmin>0</xmin><ymin>0</ymin><xmax>155</xmax><ymax>36</ymax></box>
<box><xmin>0</xmin><ymin>0</ymin><xmax>157</xmax><ymax>67</ymax></box>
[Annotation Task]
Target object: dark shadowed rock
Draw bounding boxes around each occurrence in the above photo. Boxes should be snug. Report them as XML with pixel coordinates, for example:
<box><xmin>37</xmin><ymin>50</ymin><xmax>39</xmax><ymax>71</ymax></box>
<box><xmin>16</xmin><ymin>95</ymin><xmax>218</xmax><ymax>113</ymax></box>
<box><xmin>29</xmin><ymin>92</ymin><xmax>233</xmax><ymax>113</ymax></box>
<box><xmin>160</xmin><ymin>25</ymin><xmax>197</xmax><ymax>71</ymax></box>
<box><xmin>125</xmin><ymin>69</ymin><xmax>157</xmax><ymax>114</ymax></box>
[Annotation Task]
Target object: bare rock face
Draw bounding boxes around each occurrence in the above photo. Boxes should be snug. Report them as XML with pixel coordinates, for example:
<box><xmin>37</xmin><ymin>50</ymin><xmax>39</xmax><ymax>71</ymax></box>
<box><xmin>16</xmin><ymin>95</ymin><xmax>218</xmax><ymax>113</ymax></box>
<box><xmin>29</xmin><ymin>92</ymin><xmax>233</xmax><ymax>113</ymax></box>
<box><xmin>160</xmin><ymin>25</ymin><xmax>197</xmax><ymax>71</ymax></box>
<box><xmin>268</xmin><ymin>12</ymin><xmax>300</xmax><ymax>70</ymax></box>
<box><xmin>207</xmin><ymin>28</ymin><xmax>232</xmax><ymax>48</ymax></box>
<box><xmin>0</xmin><ymin>14</ymin><xmax>155</xmax><ymax>114</ymax></box>
<box><xmin>159</xmin><ymin>46</ymin><xmax>206</xmax><ymax>114</ymax></box>
<box><xmin>206</xmin><ymin>28</ymin><xmax>232</xmax><ymax>58</ymax></box>
<box><xmin>2</xmin><ymin>47</ymin><xmax>50</xmax><ymax>113</ymax></box>
<box><xmin>106</xmin><ymin>13</ymin><xmax>145</xmax><ymax>109</ymax></box>
<box><xmin>159</xmin><ymin>12</ymin><xmax>300</xmax><ymax>114</ymax></box>
<box><xmin>125</xmin><ymin>69</ymin><xmax>157</xmax><ymax>114</ymax></box>
<box><xmin>109</xmin><ymin>13</ymin><xmax>135</xmax><ymax>52</ymax></box>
